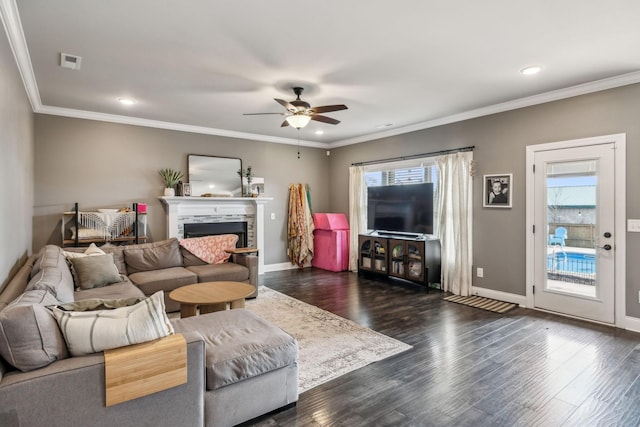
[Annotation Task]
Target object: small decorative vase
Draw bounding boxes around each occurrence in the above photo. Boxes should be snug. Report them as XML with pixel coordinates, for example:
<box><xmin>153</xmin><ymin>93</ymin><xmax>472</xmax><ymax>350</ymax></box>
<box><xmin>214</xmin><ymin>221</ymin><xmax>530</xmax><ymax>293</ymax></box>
<box><xmin>164</xmin><ymin>187</ymin><xmax>175</xmax><ymax>197</ymax></box>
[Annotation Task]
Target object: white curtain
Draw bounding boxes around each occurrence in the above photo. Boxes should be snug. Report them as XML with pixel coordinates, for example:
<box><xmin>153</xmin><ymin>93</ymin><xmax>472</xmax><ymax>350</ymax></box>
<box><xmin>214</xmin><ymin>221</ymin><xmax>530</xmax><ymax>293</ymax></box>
<box><xmin>437</xmin><ymin>151</ymin><xmax>473</xmax><ymax>296</ymax></box>
<box><xmin>348</xmin><ymin>166</ymin><xmax>367</xmax><ymax>271</ymax></box>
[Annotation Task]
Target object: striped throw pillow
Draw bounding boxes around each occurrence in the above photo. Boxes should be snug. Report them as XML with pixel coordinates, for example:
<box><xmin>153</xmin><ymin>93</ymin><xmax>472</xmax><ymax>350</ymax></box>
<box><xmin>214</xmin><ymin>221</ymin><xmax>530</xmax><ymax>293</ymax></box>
<box><xmin>50</xmin><ymin>291</ymin><xmax>174</xmax><ymax>356</ymax></box>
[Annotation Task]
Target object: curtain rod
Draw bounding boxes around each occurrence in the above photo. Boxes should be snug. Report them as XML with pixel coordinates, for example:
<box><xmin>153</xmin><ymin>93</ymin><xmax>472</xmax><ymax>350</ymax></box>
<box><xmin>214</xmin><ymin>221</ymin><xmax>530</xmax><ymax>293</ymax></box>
<box><xmin>351</xmin><ymin>146</ymin><xmax>474</xmax><ymax>167</ymax></box>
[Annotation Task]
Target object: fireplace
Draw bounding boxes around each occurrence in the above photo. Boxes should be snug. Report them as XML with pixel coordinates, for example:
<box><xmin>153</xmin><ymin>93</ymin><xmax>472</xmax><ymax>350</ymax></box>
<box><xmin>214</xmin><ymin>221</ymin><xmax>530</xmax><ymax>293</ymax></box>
<box><xmin>183</xmin><ymin>222</ymin><xmax>248</xmax><ymax>247</ymax></box>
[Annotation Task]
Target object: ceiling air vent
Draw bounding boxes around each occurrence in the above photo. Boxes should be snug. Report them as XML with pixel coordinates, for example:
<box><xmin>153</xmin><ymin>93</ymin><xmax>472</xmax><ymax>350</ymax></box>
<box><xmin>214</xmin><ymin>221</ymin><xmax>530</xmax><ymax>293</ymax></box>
<box><xmin>60</xmin><ymin>53</ymin><xmax>82</xmax><ymax>70</ymax></box>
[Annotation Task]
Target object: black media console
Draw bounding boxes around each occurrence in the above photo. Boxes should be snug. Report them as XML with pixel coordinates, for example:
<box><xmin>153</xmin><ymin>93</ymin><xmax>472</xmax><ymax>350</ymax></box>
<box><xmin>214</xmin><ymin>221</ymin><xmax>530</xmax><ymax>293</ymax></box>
<box><xmin>357</xmin><ymin>233</ymin><xmax>441</xmax><ymax>288</ymax></box>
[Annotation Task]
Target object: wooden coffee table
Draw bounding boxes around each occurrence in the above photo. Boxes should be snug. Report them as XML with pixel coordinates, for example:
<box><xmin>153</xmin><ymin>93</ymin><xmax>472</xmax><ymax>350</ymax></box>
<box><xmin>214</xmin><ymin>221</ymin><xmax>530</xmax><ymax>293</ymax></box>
<box><xmin>169</xmin><ymin>281</ymin><xmax>255</xmax><ymax>318</ymax></box>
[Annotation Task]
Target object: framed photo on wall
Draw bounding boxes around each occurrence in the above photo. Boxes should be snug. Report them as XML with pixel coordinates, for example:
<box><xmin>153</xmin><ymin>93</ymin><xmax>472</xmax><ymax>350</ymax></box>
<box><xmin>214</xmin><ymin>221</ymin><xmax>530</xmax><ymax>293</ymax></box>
<box><xmin>483</xmin><ymin>174</ymin><xmax>512</xmax><ymax>208</ymax></box>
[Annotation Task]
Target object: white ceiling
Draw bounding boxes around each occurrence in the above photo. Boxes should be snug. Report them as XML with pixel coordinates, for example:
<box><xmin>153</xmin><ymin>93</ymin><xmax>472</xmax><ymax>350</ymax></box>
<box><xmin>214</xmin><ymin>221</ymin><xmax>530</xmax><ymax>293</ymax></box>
<box><xmin>4</xmin><ymin>0</ymin><xmax>640</xmax><ymax>147</ymax></box>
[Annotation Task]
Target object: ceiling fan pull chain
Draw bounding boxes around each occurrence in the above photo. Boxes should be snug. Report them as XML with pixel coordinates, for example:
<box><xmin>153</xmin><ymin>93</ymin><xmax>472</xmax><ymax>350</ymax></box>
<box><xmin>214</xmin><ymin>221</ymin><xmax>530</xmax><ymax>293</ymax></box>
<box><xmin>297</xmin><ymin>129</ymin><xmax>301</xmax><ymax>159</ymax></box>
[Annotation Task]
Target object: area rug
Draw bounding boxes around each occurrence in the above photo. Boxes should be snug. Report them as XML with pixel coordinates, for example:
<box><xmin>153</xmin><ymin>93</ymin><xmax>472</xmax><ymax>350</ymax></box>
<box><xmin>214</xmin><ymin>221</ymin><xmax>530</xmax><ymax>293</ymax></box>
<box><xmin>444</xmin><ymin>294</ymin><xmax>517</xmax><ymax>313</ymax></box>
<box><xmin>245</xmin><ymin>286</ymin><xmax>412</xmax><ymax>393</ymax></box>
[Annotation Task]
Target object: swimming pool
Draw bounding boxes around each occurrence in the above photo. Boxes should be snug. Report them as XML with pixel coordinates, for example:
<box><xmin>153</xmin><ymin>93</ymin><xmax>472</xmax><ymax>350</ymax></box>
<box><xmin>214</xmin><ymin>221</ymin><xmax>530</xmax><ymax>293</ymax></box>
<box><xmin>547</xmin><ymin>251</ymin><xmax>596</xmax><ymax>274</ymax></box>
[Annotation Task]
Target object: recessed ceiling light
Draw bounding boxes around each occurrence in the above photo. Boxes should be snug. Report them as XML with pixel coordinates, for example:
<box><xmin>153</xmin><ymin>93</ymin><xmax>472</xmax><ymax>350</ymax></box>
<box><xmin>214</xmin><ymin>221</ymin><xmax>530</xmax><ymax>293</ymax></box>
<box><xmin>314</xmin><ymin>130</ymin><xmax>324</xmax><ymax>135</ymax></box>
<box><xmin>118</xmin><ymin>97</ymin><xmax>137</xmax><ymax>105</ymax></box>
<box><xmin>520</xmin><ymin>65</ymin><xmax>543</xmax><ymax>76</ymax></box>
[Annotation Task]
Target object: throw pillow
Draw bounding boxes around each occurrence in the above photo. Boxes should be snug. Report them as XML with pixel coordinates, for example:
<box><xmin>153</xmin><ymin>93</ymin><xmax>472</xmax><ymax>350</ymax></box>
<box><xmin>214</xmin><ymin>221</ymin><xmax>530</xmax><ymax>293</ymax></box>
<box><xmin>62</xmin><ymin>243</ymin><xmax>106</xmax><ymax>259</ymax></box>
<box><xmin>69</xmin><ymin>254</ymin><xmax>124</xmax><ymax>290</ymax></box>
<box><xmin>0</xmin><ymin>290</ymin><xmax>69</xmax><ymax>372</ymax></box>
<box><xmin>50</xmin><ymin>291</ymin><xmax>174</xmax><ymax>357</ymax></box>
<box><xmin>64</xmin><ymin>243</ymin><xmax>109</xmax><ymax>287</ymax></box>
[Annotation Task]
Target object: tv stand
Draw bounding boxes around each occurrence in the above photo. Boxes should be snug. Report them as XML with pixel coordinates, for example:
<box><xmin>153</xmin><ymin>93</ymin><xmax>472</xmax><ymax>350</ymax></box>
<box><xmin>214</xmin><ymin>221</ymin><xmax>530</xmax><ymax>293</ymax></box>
<box><xmin>358</xmin><ymin>234</ymin><xmax>441</xmax><ymax>288</ymax></box>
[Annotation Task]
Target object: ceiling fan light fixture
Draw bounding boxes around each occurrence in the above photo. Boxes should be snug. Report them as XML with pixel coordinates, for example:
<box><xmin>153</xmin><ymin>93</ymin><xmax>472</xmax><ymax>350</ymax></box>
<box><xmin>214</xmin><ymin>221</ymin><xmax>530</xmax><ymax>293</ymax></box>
<box><xmin>285</xmin><ymin>114</ymin><xmax>311</xmax><ymax>129</ymax></box>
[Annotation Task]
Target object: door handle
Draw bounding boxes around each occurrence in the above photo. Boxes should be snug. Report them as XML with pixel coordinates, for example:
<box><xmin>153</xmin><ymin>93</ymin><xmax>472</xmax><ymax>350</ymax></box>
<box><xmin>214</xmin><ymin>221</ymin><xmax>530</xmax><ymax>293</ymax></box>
<box><xmin>597</xmin><ymin>244</ymin><xmax>612</xmax><ymax>251</ymax></box>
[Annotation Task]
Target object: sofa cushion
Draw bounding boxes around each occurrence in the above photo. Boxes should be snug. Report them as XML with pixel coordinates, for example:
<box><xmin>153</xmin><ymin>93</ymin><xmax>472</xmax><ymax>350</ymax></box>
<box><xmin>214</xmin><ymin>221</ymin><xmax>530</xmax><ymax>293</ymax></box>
<box><xmin>30</xmin><ymin>245</ymin><xmax>61</xmax><ymax>279</ymax></box>
<box><xmin>0</xmin><ymin>290</ymin><xmax>69</xmax><ymax>372</ymax></box>
<box><xmin>180</xmin><ymin>246</ymin><xmax>207</xmax><ymax>266</ymax></box>
<box><xmin>128</xmin><ymin>267</ymin><xmax>197</xmax><ymax>296</ymax></box>
<box><xmin>186</xmin><ymin>263</ymin><xmax>249</xmax><ymax>283</ymax></box>
<box><xmin>74</xmin><ymin>280</ymin><xmax>145</xmax><ymax>301</ymax></box>
<box><xmin>124</xmin><ymin>238</ymin><xmax>183</xmax><ymax>274</ymax></box>
<box><xmin>25</xmin><ymin>255</ymin><xmax>75</xmax><ymax>303</ymax></box>
<box><xmin>69</xmin><ymin>254</ymin><xmax>124</xmax><ymax>290</ymax></box>
<box><xmin>172</xmin><ymin>309</ymin><xmax>298</xmax><ymax>391</ymax></box>
<box><xmin>100</xmin><ymin>244</ymin><xmax>128</xmax><ymax>275</ymax></box>
<box><xmin>50</xmin><ymin>291</ymin><xmax>174</xmax><ymax>357</ymax></box>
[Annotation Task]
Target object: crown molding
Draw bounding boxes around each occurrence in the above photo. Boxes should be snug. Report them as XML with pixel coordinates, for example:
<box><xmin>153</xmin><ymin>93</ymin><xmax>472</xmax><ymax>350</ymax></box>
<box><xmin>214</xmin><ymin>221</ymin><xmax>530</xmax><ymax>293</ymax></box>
<box><xmin>0</xmin><ymin>0</ymin><xmax>41</xmax><ymax>110</ymax></box>
<box><xmin>328</xmin><ymin>71</ymin><xmax>640</xmax><ymax>148</ymax></box>
<box><xmin>37</xmin><ymin>105</ymin><xmax>327</xmax><ymax>148</ymax></box>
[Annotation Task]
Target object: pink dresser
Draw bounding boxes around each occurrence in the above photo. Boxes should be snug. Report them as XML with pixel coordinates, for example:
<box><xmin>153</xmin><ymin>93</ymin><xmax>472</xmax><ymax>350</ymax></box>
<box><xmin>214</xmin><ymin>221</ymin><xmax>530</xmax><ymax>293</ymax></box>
<box><xmin>312</xmin><ymin>213</ymin><xmax>350</xmax><ymax>272</ymax></box>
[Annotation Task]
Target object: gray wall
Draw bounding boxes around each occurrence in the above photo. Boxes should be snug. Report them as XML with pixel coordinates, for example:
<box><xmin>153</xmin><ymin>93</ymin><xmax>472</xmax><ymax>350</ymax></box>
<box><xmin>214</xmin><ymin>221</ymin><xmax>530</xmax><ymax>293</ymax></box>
<box><xmin>329</xmin><ymin>83</ymin><xmax>640</xmax><ymax>317</ymax></box>
<box><xmin>0</xmin><ymin>26</ymin><xmax>34</xmax><ymax>289</ymax></box>
<box><xmin>33</xmin><ymin>115</ymin><xmax>330</xmax><ymax>265</ymax></box>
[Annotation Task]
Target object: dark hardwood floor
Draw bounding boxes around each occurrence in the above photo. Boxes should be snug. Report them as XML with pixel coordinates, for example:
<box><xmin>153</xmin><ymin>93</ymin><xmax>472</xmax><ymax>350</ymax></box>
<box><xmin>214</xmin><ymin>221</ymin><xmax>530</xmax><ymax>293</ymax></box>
<box><xmin>243</xmin><ymin>268</ymin><xmax>640</xmax><ymax>427</ymax></box>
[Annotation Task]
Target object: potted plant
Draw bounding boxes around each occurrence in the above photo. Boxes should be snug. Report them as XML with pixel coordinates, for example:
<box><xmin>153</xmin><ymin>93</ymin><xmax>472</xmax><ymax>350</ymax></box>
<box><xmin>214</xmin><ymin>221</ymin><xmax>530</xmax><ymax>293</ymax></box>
<box><xmin>159</xmin><ymin>168</ymin><xmax>183</xmax><ymax>196</ymax></box>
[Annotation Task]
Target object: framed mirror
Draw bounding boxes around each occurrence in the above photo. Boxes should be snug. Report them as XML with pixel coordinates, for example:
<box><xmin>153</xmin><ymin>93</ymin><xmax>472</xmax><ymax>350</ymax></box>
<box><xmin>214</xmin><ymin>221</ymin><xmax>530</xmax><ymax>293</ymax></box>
<box><xmin>188</xmin><ymin>155</ymin><xmax>242</xmax><ymax>197</ymax></box>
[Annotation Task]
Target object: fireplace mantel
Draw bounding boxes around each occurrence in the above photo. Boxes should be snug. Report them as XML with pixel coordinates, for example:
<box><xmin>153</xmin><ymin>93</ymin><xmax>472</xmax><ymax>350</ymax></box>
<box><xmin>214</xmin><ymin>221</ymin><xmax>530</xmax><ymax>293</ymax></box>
<box><xmin>159</xmin><ymin>196</ymin><xmax>272</xmax><ymax>274</ymax></box>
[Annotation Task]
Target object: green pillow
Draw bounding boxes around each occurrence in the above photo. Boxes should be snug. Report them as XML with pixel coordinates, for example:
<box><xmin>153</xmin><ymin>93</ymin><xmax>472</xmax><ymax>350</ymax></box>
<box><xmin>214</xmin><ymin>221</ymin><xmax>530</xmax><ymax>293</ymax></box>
<box><xmin>69</xmin><ymin>254</ymin><xmax>123</xmax><ymax>290</ymax></box>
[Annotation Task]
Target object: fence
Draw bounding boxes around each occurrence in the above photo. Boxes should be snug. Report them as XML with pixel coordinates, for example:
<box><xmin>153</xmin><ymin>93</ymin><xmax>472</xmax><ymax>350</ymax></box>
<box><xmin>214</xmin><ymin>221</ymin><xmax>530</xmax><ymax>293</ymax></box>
<box><xmin>547</xmin><ymin>250</ymin><xmax>595</xmax><ymax>285</ymax></box>
<box><xmin>549</xmin><ymin>223</ymin><xmax>595</xmax><ymax>249</ymax></box>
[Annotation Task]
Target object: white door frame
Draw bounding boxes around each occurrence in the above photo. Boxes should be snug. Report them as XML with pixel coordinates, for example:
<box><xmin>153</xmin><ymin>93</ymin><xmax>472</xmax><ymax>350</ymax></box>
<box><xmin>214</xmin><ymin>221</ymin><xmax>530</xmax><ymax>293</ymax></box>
<box><xmin>525</xmin><ymin>133</ymin><xmax>626</xmax><ymax>327</ymax></box>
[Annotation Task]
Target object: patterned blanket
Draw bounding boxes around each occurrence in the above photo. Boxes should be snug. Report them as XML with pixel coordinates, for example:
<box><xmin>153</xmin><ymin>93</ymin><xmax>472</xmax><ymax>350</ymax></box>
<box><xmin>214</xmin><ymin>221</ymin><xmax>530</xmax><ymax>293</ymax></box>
<box><xmin>179</xmin><ymin>234</ymin><xmax>238</xmax><ymax>264</ymax></box>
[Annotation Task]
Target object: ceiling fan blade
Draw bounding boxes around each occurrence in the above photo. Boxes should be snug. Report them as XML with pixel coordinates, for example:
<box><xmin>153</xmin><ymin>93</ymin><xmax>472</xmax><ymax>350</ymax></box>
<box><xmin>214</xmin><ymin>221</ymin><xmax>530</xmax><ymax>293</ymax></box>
<box><xmin>311</xmin><ymin>104</ymin><xmax>348</xmax><ymax>114</ymax></box>
<box><xmin>275</xmin><ymin>98</ymin><xmax>296</xmax><ymax>111</ymax></box>
<box><xmin>280</xmin><ymin>120</ymin><xmax>290</xmax><ymax>127</ymax></box>
<box><xmin>243</xmin><ymin>112</ymin><xmax>284</xmax><ymax>116</ymax></box>
<box><xmin>311</xmin><ymin>115</ymin><xmax>340</xmax><ymax>125</ymax></box>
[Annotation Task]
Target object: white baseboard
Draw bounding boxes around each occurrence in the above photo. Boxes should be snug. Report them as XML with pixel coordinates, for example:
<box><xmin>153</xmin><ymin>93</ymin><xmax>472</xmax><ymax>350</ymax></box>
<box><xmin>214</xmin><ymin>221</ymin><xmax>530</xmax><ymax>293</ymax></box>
<box><xmin>624</xmin><ymin>316</ymin><xmax>640</xmax><ymax>333</ymax></box>
<box><xmin>470</xmin><ymin>286</ymin><xmax>527</xmax><ymax>307</ymax></box>
<box><xmin>263</xmin><ymin>262</ymin><xmax>299</xmax><ymax>273</ymax></box>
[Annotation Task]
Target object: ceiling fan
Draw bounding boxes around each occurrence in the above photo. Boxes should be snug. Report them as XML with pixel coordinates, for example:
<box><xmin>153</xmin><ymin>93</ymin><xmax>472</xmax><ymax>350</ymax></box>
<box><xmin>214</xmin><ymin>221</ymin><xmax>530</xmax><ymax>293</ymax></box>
<box><xmin>243</xmin><ymin>87</ymin><xmax>348</xmax><ymax>129</ymax></box>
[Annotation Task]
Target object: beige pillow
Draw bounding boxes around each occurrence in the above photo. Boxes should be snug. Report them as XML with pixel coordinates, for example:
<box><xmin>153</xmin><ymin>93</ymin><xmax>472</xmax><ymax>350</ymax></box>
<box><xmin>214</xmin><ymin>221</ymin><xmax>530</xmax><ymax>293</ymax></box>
<box><xmin>50</xmin><ymin>291</ymin><xmax>173</xmax><ymax>357</ymax></box>
<box><xmin>69</xmin><ymin>254</ymin><xmax>124</xmax><ymax>290</ymax></box>
<box><xmin>63</xmin><ymin>243</ymin><xmax>105</xmax><ymax>259</ymax></box>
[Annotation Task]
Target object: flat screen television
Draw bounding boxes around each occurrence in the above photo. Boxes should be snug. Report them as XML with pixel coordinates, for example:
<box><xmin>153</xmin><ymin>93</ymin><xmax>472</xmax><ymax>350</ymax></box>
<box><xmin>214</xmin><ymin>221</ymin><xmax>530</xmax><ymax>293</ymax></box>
<box><xmin>367</xmin><ymin>183</ymin><xmax>434</xmax><ymax>235</ymax></box>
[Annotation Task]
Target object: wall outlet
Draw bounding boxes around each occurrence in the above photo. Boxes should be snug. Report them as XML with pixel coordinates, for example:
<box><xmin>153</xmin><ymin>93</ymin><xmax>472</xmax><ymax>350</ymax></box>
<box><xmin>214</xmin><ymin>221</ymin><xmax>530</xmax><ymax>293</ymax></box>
<box><xmin>270</xmin><ymin>212</ymin><xmax>276</xmax><ymax>220</ymax></box>
<box><xmin>477</xmin><ymin>267</ymin><xmax>484</xmax><ymax>278</ymax></box>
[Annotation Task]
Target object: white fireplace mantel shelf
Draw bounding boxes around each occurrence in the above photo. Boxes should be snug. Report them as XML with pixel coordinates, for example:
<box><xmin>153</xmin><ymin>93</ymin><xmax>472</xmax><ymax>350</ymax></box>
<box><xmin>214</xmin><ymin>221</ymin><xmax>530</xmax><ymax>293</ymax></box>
<box><xmin>159</xmin><ymin>196</ymin><xmax>272</xmax><ymax>205</ymax></box>
<box><xmin>159</xmin><ymin>196</ymin><xmax>273</xmax><ymax>274</ymax></box>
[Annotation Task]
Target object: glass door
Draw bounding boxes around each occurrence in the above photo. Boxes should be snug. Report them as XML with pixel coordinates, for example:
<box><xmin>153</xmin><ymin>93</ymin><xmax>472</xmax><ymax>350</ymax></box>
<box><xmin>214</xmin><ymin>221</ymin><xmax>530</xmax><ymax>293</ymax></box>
<box><xmin>533</xmin><ymin>144</ymin><xmax>615</xmax><ymax>323</ymax></box>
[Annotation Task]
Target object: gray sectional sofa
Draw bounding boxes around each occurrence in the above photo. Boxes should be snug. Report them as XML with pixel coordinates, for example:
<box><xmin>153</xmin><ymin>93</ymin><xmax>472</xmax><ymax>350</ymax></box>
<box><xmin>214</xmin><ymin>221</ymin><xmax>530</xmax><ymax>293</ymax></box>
<box><xmin>0</xmin><ymin>239</ymin><xmax>298</xmax><ymax>427</ymax></box>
